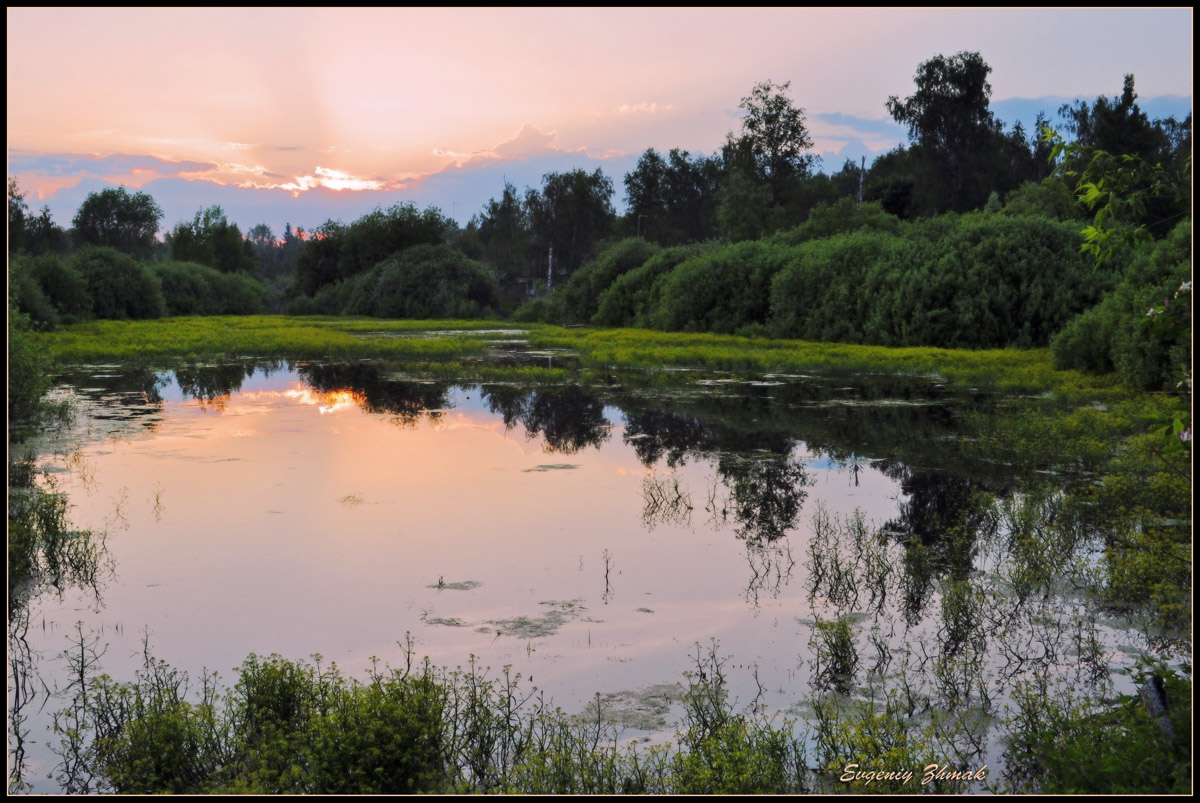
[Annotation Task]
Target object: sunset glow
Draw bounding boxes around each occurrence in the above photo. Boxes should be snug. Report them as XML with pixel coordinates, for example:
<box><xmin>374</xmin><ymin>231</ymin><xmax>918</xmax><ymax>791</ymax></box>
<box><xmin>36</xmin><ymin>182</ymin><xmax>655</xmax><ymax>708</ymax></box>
<box><xmin>283</xmin><ymin>387</ymin><xmax>366</xmax><ymax>414</ymax></box>
<box><xmin>6</xmin><ymin>8</ymin><xmax>1191</xmax><ymax>233</ymax></box>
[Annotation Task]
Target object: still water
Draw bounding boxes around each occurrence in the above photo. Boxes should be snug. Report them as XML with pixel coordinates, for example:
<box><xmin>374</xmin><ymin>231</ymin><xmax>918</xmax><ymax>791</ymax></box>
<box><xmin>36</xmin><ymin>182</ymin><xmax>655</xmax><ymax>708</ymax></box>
<box><xmin>8</xmin><ymin>359</ymin><xmax>1149</xmax><ymax>791</ymax></box>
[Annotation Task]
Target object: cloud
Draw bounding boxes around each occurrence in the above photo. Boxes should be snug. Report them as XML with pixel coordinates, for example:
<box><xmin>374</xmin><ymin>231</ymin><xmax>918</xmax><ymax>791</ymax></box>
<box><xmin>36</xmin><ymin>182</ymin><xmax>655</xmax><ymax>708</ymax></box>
<box><xmin>617</xmin><ymin>102</ymin><xmax>658</xmax><ymax>114</ymax></box>
<box><xmin>811</xmin><ymin>112</ymin><xmax>906</xmax><ymax>140</ymax></box>
<box><xmin>8</xmin><ymin>151</ymin><xmax>217</xmax><ymax>178</ymax></box>
<box><xmin>494</xmin><ymin>124</ymin><xmax>560</xmax><ymax>159</ymax></box>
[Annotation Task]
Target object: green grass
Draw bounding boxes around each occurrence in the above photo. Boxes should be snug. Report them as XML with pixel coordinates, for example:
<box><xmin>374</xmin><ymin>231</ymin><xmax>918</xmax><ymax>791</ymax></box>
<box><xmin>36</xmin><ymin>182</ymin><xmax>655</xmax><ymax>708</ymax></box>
<box><xmin>34</xmin><ymin>316</ymin><xmax>1132</xmax><ymax>398</ymax></box>
<box><xmin>32</xmin><ymin>316</ymin><xmax>523</xmax><ymax>362</ymax></box>
<box><xmin>528</xmin><ymin>327</ymin><xmax>1126</xmax><ymax>396</ymax></box>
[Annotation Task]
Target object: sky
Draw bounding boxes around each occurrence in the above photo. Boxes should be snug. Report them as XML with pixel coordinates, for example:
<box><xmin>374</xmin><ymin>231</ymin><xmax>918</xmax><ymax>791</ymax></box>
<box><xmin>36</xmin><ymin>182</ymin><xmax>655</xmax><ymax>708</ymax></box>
<box><xmin>6</xmin><ymin>8</ymin><xmax>1193</xmax><ymax>238</ymax></box>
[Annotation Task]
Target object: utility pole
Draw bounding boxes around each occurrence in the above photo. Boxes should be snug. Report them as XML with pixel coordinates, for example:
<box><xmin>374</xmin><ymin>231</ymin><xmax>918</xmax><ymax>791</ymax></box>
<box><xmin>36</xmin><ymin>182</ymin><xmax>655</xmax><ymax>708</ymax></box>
<box><xmin>857</xmin><ymin>155</ymin><xmax>865</xmax><ymax>207</ymax></box>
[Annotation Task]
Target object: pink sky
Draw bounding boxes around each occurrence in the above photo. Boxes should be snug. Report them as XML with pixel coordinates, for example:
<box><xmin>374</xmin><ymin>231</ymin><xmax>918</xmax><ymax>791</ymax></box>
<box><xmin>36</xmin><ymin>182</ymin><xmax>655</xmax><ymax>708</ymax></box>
<box><xmin>6</xmin><ymin>8</ymin><xmax>1192</xmax><ymax>231</ymax></box>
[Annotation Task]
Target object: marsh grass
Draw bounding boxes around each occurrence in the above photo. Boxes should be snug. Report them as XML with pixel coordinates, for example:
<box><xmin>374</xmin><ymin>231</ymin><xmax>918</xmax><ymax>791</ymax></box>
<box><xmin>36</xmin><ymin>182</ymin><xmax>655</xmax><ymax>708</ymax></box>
<box><xmin>50</xmin><ymin>635</ymin><xmax>815</xmax><ymax>794</ymax></box>
<box><xmin>34</xmin><ymin>317</ymin><xmax>1132</xmax><ymax>399</ymax></box>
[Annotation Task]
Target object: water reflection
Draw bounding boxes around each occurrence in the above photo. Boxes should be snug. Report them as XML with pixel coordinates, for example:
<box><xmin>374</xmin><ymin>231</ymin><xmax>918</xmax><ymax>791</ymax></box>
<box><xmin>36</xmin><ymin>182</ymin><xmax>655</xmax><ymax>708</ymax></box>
<box><xmin>13</xmin><ymin>358</ymin><xmax>1152</xmax><ymax>794</ymax></box>
<box><xmin>7</xmin><ymin>454</ymin><xmax>111</xmax><ymax>792</ymax></box>
<box><xmin>299</xmin><ymin>363</ymin><xmax>452</xmax><ymax>425</ymax></box>
<box><xmin>485</xmin><ymin>385</ymin><xmax>611</xmax><ymax>454</ymax></box>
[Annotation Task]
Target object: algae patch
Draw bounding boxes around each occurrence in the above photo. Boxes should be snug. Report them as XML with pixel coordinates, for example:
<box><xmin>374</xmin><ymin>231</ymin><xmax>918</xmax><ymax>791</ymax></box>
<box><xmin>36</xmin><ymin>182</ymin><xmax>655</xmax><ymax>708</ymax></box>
<box><xmin>484</xmin><ymin>599</ymin><xmax>587</xmax><ymax>638</ymax></box>
<box><xmin>578</xmin><ymin>683</ymin><xmax>683</xmax><ymax>731</ymax></box>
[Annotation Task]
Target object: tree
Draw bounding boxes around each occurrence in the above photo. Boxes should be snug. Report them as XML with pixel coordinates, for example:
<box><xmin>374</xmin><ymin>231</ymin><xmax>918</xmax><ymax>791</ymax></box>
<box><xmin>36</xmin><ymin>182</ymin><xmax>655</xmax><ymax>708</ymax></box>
<box><xmin>72</xmin><ymin>187</ymin><xmax>163</xmax><ymax>258</ymax></box>
<box><xmin>168</xmin><ymin>205</ymin><xmax>256</xmax><ymax>274</ymax></box>
<box><xmin>1059</xmin><ymin>75</ymin><xmax>1165</xmax><ymax>162</ymax></box>
<box><xmin>9</xmin><ymin>178</ymin><xmax>30</xmax><ymax>254</ymax></box>
<box><xmin>9</xmin><ymin>178</ymin><xmax>66</xmax><ymax>256</ymax></box>
<box><xmin>525</xmin><ymin>168</ymin><xmax>615</xmax><ymax>282</ymax></box>
<box><xmin>727</xmin><ymin>80</ymin><xmax>816</xmax><ymax>203</ymax></box>
<box><xmin>886</xmin><ymin>51</ymin><xmax>1003</xmax><ymax>212</ymax></box>
<box><xmin>476</xmin><ymin>181</ymin><xmax>535</xmax><ymax>298</ymax></box>
<box><xmin>624</xmin><ymin>148</ymin><xmax>722</xmax><ymax>245</ymax></box>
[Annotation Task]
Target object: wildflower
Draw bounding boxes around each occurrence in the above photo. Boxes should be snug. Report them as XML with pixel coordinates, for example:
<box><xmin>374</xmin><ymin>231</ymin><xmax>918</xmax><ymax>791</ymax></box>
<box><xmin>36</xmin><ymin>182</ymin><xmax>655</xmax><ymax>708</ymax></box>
<box><xmin>1180</xmin><ymin>280</ymin><xmax>1191</xmax><ymax>293</ymax></box>
<box><xmin>1180</xmin><ymin>428</ymin><xmax>1191</xmax><ymax>443</ymax></box>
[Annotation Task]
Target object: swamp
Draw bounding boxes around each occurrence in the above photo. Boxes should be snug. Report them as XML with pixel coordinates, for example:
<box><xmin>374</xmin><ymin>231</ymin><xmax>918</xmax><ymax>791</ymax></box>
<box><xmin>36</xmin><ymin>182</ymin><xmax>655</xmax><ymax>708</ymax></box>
<box><xmin>7</xmin><ymin>321</ymin><xmax>1191</xmax><ymax>793</ymax></box>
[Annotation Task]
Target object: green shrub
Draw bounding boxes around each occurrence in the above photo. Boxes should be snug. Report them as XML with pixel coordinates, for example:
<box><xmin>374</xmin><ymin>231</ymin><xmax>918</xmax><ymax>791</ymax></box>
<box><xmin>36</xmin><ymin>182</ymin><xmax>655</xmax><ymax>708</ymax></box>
<box><xmin>555</xmin><ymin>238</ymin><xmax>658</xmax><ymax>323</ymax></box>
<box><xmin>8</xmin><ymin>258</ymin><xmax>59</xmax><ymax>326</ymax></box>
<box><xmin>1052</xmin><ymin>220</ymin><xmax>1191</xmax><ymax>389</ymax></box>
<box><xmin>72</xmin><ymin>246</ymin><xmax>165</xmax><ymax>320</ymax></box>
<box><xmin>647</xmin><ymin>241</ymin><xmax>796</xmax><ymax>333</ymax></box>
<box><xmin>14</xmin><ymin>253</ymin><xmax>93</xmax><ymax>323</ymax></box>
<box><xmin>771</xmin><ymin>198</ymin><xmax>905</xmax><ymax>246</ymax></box>
<box><xmin>593</xmin><ymin>242</ymin><xmax>718</xmax><ymax>327</ymax></box>
<box><xmin>345</xmin><ymin>244</ymin><xmax>499</xmax><ymax>319</ymax></box>
<box><xmin>770</xmin><ymin>230</ymin><xmax>901</xmax><ymax>342</ymax></box>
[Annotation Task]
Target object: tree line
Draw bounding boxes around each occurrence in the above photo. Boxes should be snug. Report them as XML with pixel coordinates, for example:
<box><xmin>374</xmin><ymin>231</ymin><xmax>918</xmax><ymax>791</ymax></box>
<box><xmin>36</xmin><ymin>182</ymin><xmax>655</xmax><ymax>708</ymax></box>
<box><xmin>8</xmin><ymin>51</ymin><xmax>1191</xmax><ymax>386</ymax></box>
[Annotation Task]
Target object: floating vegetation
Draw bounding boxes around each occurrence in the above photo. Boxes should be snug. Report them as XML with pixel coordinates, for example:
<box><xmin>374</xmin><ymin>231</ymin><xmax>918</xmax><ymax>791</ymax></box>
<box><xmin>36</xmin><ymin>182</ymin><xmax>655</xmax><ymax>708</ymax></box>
<box><xmin>487</xmin><ymin>599</ymin><xmax>587</xmax><ymax>639</ymax></box>
<box><xmin>428</xmin><ymin>579</ymin><xmax>481</xmax><ymax>591</ymax></box>
<box><xmin>579</xmin><ymin>683</ymin><xmax>682</xmax><ymax>731</ymax></box>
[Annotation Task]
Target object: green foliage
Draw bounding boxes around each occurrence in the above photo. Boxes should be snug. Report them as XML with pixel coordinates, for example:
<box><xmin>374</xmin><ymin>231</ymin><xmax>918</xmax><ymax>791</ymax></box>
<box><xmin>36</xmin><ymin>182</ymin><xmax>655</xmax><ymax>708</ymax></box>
<box><xmin>7</xmin><ymin>306</ymin><xmax>53</xmax><ymax>427</ymax></box>
<box><xmin>525</xmin><ymin>168</ymin><xmax>617</xmax><ymax>278</ymax></box>
<box><xmin>1052</xmin><ymin>220</ymin><xmax>1191</xmax><ymax>389</ymax></box>
<box><xmin>9</xmin><ymin>178</ymin><xmax>68</xmax><ymax>256</ymax></box>
<box><xmin>295</xmin><ymin>204</ymin><xmax>455</xmax><ymax>296</ymax></box>
<box><xmin>22</xmin><ymin>253</ymin><xmax>93</xmax><ymax>323</ymax></box>
<box><xmin>154</xmin><ymin>261</ymin><xmax>268</xmax><ymax>316</ymax></box>
<box><xmin>770</xmin><ymin>229</ymin><xmax>901</xmax><ymax>343</ymax></box>
<box><xmin>716</xmin><ymin>168</ymin><xmax>773</xmax><ymax>242</ymax></box>
<box><xmin>72</xmin><ymin>187</ymin><xmax>163</xmax><ymax>258</ymax></box>
<box><xmin>769</xmin><ymin>214</ymin><xmax>1109</xmax><ymax>348</ymax></box>
<box><xmin>8</xmin><ymin>257</ymin><xmax>61</xmax><ymax>326</ymax></box>
<box><xmin>648</xmin><ymin>240</ymin><xmax>794</xmax><ymax>333</ymax></box>
<box><xmin>593</xmin><ymin>242</ymin><xmax>719</xmax><ymax>328</ymax></box>
<box><xmin>623</xmin><ymin>148</ymin><xmax>722</xmax><ymax>245</ymax></box>
<box><xmin>725</xmin><ymin>79</ymin><xmax>816</xmax><ymax>210</ymax></box>
<box><xmin>168</xmin><ymin>206</ymin><xmax>257</xmax><ymax>274</ymax></box>
<box><xmin>82</xmin><ymin>653</ymin><xmax>446</xmax><ymax>794</ymax></box>
<box><xmin>886</xmin><ymin>51</ymin><xmax>1003</xmax><ymax>213</ymax></box>
<box><xmin>71</xmin><ymin>246</ymin><xmax>166</xmax><ymax>320</ymax></box>
<box><xmin>553</xmin><ymin>237</ymin><xmax>658</xmax><ymax>323</ymax></box>
<box><xmin>771</xmin><ymin>198</ymin><xmax>904</xmax><ymax>245</ymax></box>
<box><xmin>61</xmin><ymin>644</ymin><xmax>821</xmax><ymax>795</ymax></box>
<box><xmin>342</xmin><ymin>244</ymin><xmax>500</xmax><ymax>319</ymax></box>
<box><xmin>1002</xmin><ymin>177</ymin><xmax>1080</xmax><ymax>221</ymax></box>
<box><xmin>1003</xmin><ymin>665</ymin><xmax>1192</xmax><ymax>793</ymax></box>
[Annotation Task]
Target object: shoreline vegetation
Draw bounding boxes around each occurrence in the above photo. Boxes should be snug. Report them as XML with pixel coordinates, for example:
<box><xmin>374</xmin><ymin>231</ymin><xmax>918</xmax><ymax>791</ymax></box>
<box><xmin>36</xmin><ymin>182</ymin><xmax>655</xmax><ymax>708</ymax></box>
<box><xmin>11</xmin><ymin>319</ymin><xmax>1192</xmax><ymax>794</ymax></box>
<box><xmin>32</xmin><ymin>315</ymin><xmax>1127</xmax><ymax>398</ymax></box>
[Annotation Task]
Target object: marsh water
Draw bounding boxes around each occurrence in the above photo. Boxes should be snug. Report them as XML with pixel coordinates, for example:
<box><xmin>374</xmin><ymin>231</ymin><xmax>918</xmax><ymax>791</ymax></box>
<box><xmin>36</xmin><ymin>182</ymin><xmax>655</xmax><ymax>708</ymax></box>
<box><xmin>8</xmin><ymin>353</ymin><xmax>1157</xmax><ymax>791</ymax></box>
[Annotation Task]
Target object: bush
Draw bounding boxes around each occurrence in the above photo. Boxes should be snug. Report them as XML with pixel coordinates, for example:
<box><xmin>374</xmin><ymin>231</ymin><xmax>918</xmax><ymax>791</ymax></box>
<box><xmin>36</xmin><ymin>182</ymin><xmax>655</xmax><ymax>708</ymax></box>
<box><xmin>8</xmin><ymin>258</ymin><xmax>59</xmax><ymax>326</ymax></box>
<box><xmin>1052</xmin><ymin>220</ymin><xmax>1191</xmax><ymax>389</ymax></box>
<box><xmin>339</xmin><ymin>244</ymin><xmax>499</xmax><ymax>319</ymax></box>
<box><xmin>1002</xmin><ymin>177</ymin><xmax>1080</xmax><ymax>221</ymax></box>
<box><xmin>154</xmin><ymin>261</ymin><xmax>269</xmax><ymax>316</ymax></box>
<box><xmin>593</xmin><ymin>242</ymin><xmax>718</xmax><ymax>328</ymax></box>
<box><xmin>647</xmin><ymin>241</ymin><xmax>796</xmax><ymax>333</ymax></box>
<box><xmin>770</xmin><ymin>230</ymin><xmax>902</xmax><ymax>342</ymax></box>
<box><xmin>12</xmin><ymin>253</ymin><xmax>93</xmax><ymax>324</ymax></box>
<box><xmin>555</xmin><ymin>238</ymin><xmax>659</xmax><ymax>323</ymax></box>
<box><xmin>7</xmin><ymin>306</ymin><xmax>52</xmax><ymax>426</ymax></box>
<box><xmin>876</xmin><ymin>214</ymin><xmax>1111</xmax><ymax>348</ymax></box>
<box><xmin>72</xmin><ymin>246</ymin><xmax>165</xmax><ymax>320</ymax></box>
<box><xmin>770</xmin><ymin>198</ymin><xmax>905</xmax><ymax>246</ymax></box>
